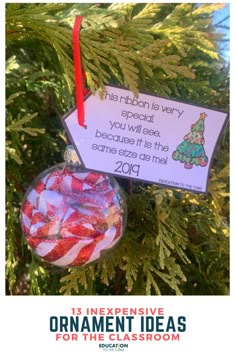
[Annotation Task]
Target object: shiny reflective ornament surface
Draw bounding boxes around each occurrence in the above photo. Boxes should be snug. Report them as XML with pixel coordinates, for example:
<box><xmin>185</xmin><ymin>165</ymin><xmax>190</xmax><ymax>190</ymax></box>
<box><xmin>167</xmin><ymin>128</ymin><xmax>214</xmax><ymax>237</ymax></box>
<box><xmin>20</xmin><ymin>147</ymin><xmax>127</xmax><ymax>268</ymax></box>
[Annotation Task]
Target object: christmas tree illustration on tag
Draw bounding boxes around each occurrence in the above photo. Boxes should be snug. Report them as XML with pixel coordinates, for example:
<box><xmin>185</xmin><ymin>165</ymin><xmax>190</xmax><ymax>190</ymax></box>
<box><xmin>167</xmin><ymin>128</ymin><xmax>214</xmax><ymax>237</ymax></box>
<box><xmin>172</xmin><ymin>112</ymin><xmax>208</xmax><ymax>169</ymax></box>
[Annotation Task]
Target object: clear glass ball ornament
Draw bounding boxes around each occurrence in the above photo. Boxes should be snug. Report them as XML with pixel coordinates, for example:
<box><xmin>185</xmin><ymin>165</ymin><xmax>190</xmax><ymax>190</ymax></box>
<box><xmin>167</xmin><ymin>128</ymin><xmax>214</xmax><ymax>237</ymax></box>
<box><xmin>20</xmin><ymin>146</ymin><xmax>127</xmax><ymax>268</ymax></box>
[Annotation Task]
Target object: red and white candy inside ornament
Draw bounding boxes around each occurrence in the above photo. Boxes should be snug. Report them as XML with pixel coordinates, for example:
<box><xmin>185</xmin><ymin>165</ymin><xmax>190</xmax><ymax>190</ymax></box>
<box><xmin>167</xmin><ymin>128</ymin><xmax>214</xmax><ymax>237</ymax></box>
<box><xmin>20</xmin><ymin>146</ymin><xmax>127</xmax><ymax>268</ymax></box>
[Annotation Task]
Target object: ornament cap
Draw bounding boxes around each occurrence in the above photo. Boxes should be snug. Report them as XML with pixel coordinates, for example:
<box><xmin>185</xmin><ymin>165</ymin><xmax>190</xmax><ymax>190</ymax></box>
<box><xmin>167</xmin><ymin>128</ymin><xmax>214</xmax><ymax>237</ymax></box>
<box><xmin>64</xmin><ymin>145</ymin><xmax>81</xmax><ymax>165</ymax></box>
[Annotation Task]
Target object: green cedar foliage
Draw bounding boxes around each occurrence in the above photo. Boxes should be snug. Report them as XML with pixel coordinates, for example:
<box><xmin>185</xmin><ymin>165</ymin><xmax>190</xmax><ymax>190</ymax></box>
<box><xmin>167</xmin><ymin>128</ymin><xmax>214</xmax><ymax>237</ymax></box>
<box><xmin>6</xmin><ymin>3</ymin><xmax>229</xmax><ymax>295</ymax></box>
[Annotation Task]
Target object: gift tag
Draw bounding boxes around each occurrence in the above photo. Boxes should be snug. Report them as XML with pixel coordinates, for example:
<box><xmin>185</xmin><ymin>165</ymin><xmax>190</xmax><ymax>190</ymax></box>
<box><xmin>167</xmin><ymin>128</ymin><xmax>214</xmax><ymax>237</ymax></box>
<box><xmin>62</xmin><ymin>85</ymin><xmax>228</xmax><ymax>193</ymax></box>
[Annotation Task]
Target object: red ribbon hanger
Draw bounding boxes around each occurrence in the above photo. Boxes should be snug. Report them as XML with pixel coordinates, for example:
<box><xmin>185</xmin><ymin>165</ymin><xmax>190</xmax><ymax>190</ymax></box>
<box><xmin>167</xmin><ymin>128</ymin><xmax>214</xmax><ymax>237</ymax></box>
<box><xmin>72</xmin><ymin>16</ymin><xmax>89</xmax><ymax>128</ymax></box>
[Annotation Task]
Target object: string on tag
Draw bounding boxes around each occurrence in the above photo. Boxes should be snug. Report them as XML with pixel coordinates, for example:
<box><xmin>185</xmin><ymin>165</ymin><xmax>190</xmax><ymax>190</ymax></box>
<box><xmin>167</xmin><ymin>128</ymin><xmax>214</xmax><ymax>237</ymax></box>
<box><xmin>72</xmin><ymin>16</ymin><xmax>89</xmax><ymax>128</ymax></box>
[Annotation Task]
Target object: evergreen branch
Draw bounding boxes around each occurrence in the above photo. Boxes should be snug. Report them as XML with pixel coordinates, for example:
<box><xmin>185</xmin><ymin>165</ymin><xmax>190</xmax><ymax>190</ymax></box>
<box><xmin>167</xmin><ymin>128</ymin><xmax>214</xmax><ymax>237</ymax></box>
<box><xmin>108</xmin><ymin>3</ymin><xmax>136</xmax><ymax>14</ymax></box>
<box><xmin>191</xmin><ymin>3</ymin><xmax>226</xmax><ymax>16</ymax></box>
<box><xmin>133</xmin><ymin>3</ymin><xmax>162</xmax><ymax>19</ymax></box>
<box><xmin>6</xmin><ymin>92</ymin><xmax>25</xmax><ymax>105</ymax></box>
<box><xmin>18</xmin><ymin>127</ymin><xmax>46</xmax><ymax>136</ymax></box>
<box><xmin>215</xmin><ymin>25</ymin><xmax>230</xmax><ymax>30</ymax></box>
<box><xmin>7</xmin><ymin>112</ymin><xmax>45</xmax><ymax>136</ymax></box>
<box><xmin>6</xmin><ymin>3</ymin><xmax>68</xmax><ymax>17</ymax></box>
<box><xmin>214</xmin><ymin>15</ymin><xmax>230</xmax><ymax>27</ymax></box>
<box><xmin>6</xmin><ymin>113</ymin><xmax>38</xmax><ymax>131</ymax></box>
<box><xmin>6</xmin><ymin>6</ymin><xmax>74</xmax><ymax>91</ymax></box>
<box><xmin>6</xmin><ymin>146</ymin><xmax>23</xmax><ymax>164</ymax></box>
<box><xmin>60</xmin><ymin>271</ymin><xmax>79</xmax><ymax>295</ymax></box>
